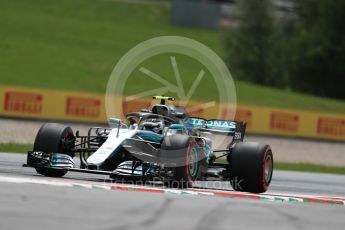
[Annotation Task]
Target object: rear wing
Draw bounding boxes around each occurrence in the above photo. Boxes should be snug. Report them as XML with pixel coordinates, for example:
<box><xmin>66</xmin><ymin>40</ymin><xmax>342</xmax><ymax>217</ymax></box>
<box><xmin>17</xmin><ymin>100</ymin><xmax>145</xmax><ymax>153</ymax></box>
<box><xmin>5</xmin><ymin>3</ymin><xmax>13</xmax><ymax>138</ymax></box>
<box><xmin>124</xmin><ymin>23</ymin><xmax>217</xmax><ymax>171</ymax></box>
<box><xmin>185</xmin><ymin>118</ymin><xmax>247</xmax><ymax>142</ymax></box>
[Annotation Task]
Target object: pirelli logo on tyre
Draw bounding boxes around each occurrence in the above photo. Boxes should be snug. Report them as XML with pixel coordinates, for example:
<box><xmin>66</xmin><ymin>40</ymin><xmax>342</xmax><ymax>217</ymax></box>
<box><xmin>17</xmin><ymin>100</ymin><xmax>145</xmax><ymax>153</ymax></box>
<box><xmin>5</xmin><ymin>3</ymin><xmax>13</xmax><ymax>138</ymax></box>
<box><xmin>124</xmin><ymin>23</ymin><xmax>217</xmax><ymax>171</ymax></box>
<box><xmin>3</xmin><ymin>91</ymin><xmax>43</xmax><ymax>114</ymax></box>
<box><xmin>317</xmin><ymin>117</ymin><xmax>345</xmax><ymax>137</ymax></box>
<box><xmin>270</xmin><ymin>112</ymin><xmax>299</xmax><ymax>132</ymax></box>
<box><xmin>65</xmin><ymin>97</ymin><xmax>101</xmax><ymax>118</ymax></box>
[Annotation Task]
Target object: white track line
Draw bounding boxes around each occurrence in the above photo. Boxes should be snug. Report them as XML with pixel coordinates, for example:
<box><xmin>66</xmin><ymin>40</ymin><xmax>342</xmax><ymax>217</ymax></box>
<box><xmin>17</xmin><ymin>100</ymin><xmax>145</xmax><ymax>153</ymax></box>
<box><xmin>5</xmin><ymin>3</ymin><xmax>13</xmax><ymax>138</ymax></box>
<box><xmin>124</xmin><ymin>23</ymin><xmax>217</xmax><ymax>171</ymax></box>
<box><xmin>1</xmin><ymin>175</ymin><xmax>344</xmax><ymax>206</ymax></box>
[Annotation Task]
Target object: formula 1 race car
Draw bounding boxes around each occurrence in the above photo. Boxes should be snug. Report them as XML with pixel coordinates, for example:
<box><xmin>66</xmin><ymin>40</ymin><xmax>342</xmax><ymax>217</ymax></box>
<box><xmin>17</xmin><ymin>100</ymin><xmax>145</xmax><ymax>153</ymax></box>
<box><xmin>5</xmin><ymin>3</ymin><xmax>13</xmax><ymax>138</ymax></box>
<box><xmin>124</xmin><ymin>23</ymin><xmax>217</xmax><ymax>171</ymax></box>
<box><xmin>24</xmin><ymin>96</ymin><xmax>273</xmax><ymax>193</ymax></box>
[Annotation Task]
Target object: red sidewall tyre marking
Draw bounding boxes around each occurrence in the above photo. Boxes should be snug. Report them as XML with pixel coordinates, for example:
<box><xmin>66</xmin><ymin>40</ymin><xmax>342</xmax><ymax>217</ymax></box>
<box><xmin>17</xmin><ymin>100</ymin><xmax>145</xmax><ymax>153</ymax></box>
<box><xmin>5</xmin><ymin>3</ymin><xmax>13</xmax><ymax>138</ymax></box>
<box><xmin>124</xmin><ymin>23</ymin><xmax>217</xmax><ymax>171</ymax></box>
<box><xmin>186</xmin><ymin>140</ymin><xmax>197</xmax><ymax>182</ymax></box>
<box><xmin>261</xmin><ymin>146</ymin><xmax>272</xmax><ymax>192</ymax></box>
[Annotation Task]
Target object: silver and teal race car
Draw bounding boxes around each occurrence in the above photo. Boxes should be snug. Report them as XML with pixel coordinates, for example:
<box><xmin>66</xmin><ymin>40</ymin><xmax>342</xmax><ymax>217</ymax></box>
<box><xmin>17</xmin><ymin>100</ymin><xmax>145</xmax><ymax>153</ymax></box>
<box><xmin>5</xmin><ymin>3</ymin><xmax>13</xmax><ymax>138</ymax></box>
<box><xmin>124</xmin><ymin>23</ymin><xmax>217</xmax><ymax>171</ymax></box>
<box><xmin>24</xmin><ymin>96</ymin><xmax>273</xmax><ymax>193</ymax></box>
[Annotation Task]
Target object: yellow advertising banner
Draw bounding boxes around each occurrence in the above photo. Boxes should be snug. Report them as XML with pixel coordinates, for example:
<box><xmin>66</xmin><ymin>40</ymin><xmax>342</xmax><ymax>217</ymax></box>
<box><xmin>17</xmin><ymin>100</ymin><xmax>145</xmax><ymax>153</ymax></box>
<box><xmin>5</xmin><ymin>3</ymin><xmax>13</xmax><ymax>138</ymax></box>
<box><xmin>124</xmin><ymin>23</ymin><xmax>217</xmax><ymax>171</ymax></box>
<box><xmin>0</xmin><ymin>85</ymin><xmax>106</xmax><ymax>123</ymax></box>
<box><xmin>1</xmin><ymin>85</ymin><xmax>345</xmax><ymax>141</ymax></box>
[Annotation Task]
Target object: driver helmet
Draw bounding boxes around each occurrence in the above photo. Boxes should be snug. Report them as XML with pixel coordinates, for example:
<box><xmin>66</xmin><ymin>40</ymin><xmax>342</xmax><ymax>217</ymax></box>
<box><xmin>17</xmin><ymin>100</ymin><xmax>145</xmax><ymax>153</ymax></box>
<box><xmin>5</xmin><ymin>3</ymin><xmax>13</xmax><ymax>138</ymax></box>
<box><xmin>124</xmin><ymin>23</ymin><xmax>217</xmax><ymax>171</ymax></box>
<box><xmin>142</xmin><ymin>118</ymin><xmax>164</xmax><ymax>134</ymax></box>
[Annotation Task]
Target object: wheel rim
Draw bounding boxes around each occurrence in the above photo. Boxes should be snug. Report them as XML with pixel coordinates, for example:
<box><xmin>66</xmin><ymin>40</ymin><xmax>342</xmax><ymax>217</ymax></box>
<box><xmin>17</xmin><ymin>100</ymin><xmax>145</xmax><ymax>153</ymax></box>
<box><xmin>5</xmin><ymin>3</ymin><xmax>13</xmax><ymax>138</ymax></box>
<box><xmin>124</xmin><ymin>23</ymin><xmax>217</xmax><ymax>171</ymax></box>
<box><xmin>59</xmin><ymin>131</ymin><xmax>74</xmax><ymax>153</ymax></box>
<box><xmin>264</xmin><ymin>153</ymin><xmax>273</xmax><ymax>183</ymax></box>
<box><xmin>188</xmin><ymin>147</ymin><xmax>199</xmax><ymax>178</ymax></box>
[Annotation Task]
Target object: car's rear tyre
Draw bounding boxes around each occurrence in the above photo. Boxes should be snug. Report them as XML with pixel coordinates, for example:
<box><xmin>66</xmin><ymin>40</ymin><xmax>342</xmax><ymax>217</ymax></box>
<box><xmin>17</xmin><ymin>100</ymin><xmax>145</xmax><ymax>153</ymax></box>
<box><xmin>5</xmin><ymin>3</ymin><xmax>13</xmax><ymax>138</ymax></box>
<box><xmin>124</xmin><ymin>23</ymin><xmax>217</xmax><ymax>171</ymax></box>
<box><xmin>228</xmin><ymin>142</ymin><xmax>273</xmax><ymax>193</ymax></box>
<box><xmin>160</xmin><ymin>135</ymin><xmax>205</xmax><ymax>188</ymax></box>
<box><xmin>33</xmin><ymin>123</ymin><xmax>75</xmax><ymax>177</ymax></box>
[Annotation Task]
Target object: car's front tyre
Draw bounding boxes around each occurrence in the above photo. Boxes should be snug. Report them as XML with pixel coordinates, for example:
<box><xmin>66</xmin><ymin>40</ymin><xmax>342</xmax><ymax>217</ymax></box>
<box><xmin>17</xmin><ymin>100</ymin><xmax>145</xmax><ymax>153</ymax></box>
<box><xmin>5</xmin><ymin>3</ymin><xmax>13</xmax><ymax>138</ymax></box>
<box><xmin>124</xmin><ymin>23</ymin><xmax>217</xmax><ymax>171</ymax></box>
<box><xmin>160</xmin><ymin>135</ymin><xmax>205</xmax><ymax>188</ymax></box>
<box><xmin>33</xmin><ymin>123</ymin><xmax>75</xmax><ymax>177</ymax></box>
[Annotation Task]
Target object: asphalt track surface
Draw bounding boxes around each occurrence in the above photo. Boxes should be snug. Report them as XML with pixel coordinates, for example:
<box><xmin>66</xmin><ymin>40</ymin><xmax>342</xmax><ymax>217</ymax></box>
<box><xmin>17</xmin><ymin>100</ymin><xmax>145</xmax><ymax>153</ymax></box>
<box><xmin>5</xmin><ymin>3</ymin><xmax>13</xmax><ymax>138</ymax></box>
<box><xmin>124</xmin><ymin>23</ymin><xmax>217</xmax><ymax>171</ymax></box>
<box><xmin>0</xmin><ymin>153</ymin><xmax>344</xmax><ymax>230</ymax></box>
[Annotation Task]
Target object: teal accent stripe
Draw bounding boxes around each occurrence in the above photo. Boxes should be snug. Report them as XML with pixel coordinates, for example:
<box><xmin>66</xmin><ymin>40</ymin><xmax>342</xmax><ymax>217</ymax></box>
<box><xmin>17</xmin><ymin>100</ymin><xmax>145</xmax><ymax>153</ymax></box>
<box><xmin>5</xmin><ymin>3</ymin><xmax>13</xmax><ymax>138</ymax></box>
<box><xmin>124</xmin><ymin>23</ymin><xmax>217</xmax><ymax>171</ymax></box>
<box><xmin>137</xmin><ymin>133</ymin><xmax>162</xmax><ymax>143</ymax></box>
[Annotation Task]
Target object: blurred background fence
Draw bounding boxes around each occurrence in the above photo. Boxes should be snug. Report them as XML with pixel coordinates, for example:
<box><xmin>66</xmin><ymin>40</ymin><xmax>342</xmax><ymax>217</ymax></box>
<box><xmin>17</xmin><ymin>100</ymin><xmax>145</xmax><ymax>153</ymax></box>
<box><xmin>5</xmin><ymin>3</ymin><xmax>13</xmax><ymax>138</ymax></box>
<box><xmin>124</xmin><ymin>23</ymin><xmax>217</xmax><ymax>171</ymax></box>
<box><xmin>1</xmin><ymin>85</ymin><xmax>345</xmax><ymax>141</ymax></box>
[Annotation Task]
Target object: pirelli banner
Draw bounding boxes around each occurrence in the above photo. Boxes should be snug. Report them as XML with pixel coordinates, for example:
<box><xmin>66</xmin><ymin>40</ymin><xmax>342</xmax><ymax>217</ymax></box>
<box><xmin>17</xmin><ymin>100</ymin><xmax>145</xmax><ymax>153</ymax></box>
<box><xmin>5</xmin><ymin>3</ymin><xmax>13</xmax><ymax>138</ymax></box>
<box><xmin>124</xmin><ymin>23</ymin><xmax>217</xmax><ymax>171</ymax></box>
<box><xmin>0</xmin><ymin>85</ymin><xmax>106</xmax><ymax>123</ymax></box>
<box><xmin>1</xmin><ymin>85</ymin><xmax>345</xmax><ymax>141</ymax></box>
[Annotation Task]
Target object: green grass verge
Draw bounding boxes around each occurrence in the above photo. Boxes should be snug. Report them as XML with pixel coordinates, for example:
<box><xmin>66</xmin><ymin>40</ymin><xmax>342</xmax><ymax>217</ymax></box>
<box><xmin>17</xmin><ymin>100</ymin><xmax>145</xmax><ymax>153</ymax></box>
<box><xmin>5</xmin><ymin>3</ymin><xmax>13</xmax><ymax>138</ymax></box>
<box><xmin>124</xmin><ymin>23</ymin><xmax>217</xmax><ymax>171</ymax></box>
<box><xmin>274</xmin><ymin>162</ymin><xmax>345</xmax><ymax>175</ymax></box>
<box><xmin>1</xmin><ymin>143</ymin><xmax>344</xmax><ymax>175</ymax></box>
<box><xmin>1</xmin><ymin>0</ymin><xmax>345</xmax><ymax>113</ymax></box>
<box><xmin>0</xmin><ymin>143</ymin><xmax>33</xmax><ymax>154</ymax></box>
<box><xmin>213</xmin><ymin>158</ymin><xmax>345</xmax><ymax>175</ymax></box>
